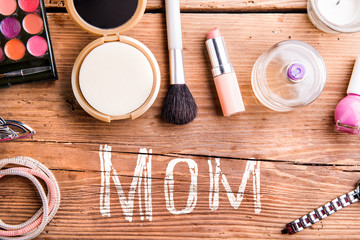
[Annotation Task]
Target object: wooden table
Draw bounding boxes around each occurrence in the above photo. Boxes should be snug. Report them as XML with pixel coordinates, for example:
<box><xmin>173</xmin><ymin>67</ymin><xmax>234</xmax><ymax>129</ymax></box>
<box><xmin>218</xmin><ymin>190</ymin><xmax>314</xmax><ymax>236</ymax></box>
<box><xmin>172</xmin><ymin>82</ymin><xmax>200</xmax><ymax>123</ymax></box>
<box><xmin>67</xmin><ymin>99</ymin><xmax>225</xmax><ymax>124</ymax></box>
<box><xmin>1</xmin><ymin>0</ymin><xmax>360</xmax><ymax>239</ymax></box>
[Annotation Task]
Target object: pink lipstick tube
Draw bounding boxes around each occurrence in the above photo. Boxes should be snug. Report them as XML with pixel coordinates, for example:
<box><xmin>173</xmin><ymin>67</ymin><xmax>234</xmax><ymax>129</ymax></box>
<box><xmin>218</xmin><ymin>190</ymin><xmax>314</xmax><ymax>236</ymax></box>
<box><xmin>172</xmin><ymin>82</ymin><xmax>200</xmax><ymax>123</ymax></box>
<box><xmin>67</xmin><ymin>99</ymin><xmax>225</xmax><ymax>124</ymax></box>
<box><xmin>205</xmin><ymin>28</ymin><xmax>245</xmax><ymax>116</ymax></box>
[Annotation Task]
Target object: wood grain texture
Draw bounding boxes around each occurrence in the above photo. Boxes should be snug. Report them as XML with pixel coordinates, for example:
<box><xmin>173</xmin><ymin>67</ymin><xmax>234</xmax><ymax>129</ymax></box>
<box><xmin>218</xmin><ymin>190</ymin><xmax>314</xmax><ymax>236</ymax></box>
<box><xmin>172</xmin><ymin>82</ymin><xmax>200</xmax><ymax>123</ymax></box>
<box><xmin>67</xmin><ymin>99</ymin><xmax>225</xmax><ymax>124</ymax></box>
<box><xmin>1</xmin><ymin>144</ymin><xmax>360</xmax><ymax>239</ymax></box>
<box><xmin>1</xmin><ymin>11</ymin><xmax>360</xmax><ymax>240</ymax></box>
<box><xmin>2</xmin><ymin>13</ymin><xmax>360</xmax><ymax>163</ymax></box>
<box><xmin>44</xmin><ymin>0</ymin><xmax>307</xmax><ymax>11</ymax></box>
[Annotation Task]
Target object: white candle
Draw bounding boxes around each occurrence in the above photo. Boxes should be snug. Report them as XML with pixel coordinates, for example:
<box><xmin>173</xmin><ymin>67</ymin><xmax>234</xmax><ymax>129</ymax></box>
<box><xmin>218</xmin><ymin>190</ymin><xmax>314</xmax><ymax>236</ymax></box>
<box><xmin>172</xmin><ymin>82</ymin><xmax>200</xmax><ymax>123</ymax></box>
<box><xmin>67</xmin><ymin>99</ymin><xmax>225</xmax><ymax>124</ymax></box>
<box><xmin>317</xmin><ymin>0</ymin><xmax>360</xmax><ymax>26</ymax></box>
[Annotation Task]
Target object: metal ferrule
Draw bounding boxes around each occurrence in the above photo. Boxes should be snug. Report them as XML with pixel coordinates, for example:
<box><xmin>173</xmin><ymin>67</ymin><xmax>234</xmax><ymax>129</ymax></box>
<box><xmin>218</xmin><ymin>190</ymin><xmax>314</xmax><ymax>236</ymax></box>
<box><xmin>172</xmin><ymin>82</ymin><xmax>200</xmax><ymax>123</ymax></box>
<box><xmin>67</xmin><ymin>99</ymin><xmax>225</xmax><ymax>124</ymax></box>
<box><xmin>169</xmin><ymin>49</ymin><xmax>186</xmax><ymax>85</ymax></box>
<box><xmin>206</xmin><ymin>36</ymin><xmax>234</xmax><ymax>77</ymax></box>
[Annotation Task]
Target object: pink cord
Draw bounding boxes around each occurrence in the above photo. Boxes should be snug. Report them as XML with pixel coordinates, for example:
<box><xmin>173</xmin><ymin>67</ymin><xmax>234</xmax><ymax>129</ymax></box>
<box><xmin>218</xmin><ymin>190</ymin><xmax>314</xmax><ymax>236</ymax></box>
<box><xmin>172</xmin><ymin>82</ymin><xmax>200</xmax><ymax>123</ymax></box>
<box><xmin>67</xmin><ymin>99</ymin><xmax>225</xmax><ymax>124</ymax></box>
<box><xmin>0</xmin><ymin>168</ymin><xmax>56</xmax><ymax>236</ymax></box>
<box><xmin>0</xmin><ymin>157</ymin><xmax>60</xmax><ymax>240</ymax></box>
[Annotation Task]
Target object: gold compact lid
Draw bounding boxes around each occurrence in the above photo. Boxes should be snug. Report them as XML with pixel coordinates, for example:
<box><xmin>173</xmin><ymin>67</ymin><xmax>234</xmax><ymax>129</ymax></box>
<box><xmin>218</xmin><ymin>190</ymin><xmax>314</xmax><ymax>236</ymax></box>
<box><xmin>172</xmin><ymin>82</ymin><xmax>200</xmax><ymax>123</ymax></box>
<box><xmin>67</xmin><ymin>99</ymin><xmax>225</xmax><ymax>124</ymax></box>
<box><xmin>65</xmin><ymin>0</ymin><xmax>147</xmax><ymax>36</ymax></box>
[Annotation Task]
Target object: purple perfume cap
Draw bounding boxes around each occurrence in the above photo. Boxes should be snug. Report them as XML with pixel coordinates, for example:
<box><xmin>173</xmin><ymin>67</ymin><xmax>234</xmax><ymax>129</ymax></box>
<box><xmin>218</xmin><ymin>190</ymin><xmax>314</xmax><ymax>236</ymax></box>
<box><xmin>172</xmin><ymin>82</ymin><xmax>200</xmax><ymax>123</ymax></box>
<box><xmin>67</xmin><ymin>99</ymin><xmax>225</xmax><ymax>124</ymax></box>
<box><xmin>1</xmin><ymin>17</ymin><xmax>21</xmax><ymax>39</ymax></box>
<box><xmin>287</xmin><ymin>63</ymin><xmax>306</xmax><ymax>82</ymax></box>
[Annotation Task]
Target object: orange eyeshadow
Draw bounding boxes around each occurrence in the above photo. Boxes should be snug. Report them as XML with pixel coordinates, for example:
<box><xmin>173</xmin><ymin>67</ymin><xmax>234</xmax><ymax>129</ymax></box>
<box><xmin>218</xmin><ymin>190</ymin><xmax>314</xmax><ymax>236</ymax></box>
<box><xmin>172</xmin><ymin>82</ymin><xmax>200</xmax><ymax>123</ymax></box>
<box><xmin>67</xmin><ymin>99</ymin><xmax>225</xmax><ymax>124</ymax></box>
<box><xmin>5</xmin><ymin>39</ymin><xmax>26</xmax><ymax>60</ymax></box>
<box><xmin>23</xmin><ymin>13</ymin><xmax>43</xmax><ymax>34</ymax></box>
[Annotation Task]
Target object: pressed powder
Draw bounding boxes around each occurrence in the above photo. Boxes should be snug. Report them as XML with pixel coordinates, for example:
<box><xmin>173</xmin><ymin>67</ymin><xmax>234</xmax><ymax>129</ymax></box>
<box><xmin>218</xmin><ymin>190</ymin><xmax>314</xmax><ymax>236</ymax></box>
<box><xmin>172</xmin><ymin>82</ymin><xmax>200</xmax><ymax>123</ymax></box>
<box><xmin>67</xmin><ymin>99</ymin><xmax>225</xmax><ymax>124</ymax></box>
<box><xmin>79</xmin><ymin>42</ymin><xmax>153</xmax><ymax>116</ymax></box>
<box><xmin>66</xmin><ymin>0</ymin><xmax>161</xmax><ymax>122</ymax></box>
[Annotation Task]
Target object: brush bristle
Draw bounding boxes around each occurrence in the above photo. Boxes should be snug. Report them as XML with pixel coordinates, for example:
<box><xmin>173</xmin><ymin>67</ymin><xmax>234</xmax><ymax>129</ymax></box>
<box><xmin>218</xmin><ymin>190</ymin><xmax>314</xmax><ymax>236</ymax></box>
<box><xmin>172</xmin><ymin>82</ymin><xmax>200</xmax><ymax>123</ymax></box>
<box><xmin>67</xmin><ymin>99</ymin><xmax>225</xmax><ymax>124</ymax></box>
<box><xmin>162</xmin><ymin>84</ymin><xmax>197</xmax><ymax>125</ymax></box>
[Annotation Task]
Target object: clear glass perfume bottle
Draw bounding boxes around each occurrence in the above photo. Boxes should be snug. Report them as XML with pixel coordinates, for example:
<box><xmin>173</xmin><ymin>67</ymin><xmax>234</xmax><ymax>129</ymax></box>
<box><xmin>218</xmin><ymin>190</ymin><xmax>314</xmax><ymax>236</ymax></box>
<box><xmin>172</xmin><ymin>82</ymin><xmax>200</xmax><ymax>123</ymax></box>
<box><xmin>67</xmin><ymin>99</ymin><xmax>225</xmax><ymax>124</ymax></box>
<box><xmin>308</xmin><ymin>0</ymin><xmax>360</xmax><ymax>33</ymax></box>
<box><xmin>251</xmin><ymin>40</ymin><xmax>327</xmax><ymax>112</ymax></box>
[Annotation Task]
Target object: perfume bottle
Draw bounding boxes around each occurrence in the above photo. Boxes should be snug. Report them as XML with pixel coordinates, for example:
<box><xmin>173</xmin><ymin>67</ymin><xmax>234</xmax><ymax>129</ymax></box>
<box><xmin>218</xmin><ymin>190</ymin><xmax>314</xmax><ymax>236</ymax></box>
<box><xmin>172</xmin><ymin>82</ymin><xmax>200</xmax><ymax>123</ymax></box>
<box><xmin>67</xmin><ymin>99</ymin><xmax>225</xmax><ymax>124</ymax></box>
<box><xmin>334</xmin><ymin>56</ymin><xmax>360</xmax><ymax>135</ymax></box>
<box><xmin>251</xmin><ymin>40</ymin><xmax>327</xmax><ymax>112</ymax></box>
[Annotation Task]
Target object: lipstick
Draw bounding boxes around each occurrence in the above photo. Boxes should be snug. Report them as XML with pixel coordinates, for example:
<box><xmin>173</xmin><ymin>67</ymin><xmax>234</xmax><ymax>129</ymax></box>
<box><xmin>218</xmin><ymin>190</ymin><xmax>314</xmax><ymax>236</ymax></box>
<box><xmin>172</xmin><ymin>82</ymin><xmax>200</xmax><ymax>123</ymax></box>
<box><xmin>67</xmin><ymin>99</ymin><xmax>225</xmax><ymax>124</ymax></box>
<box><xmin>205</xmin><ymin>27</ymin><xmax>245</xmax><ymax>116</ymax></box>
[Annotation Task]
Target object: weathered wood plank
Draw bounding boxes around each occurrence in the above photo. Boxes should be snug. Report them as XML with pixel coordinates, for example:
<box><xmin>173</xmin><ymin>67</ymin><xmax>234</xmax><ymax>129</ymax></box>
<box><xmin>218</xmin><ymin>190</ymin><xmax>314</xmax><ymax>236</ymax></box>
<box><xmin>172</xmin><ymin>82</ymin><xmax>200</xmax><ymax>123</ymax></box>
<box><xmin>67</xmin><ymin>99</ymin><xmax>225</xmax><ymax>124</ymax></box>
<box><xmin>1</xmin><ymin>12</ymin><xmax>360</xmax><ymax>240</ymax></box>
<box><xmin>1</xmin><ymin>143</ymin><xmax>360</xmax><ymax>239</ymax></box>
<box><xmin>1</xmin><ymin>13</ymin><xmax>359</xmax><ymax>162</ymax></box>
<box><xmin>44</xmin><ymin>0</ymin><xmax>307</xmax><ymax>11</ymax></box>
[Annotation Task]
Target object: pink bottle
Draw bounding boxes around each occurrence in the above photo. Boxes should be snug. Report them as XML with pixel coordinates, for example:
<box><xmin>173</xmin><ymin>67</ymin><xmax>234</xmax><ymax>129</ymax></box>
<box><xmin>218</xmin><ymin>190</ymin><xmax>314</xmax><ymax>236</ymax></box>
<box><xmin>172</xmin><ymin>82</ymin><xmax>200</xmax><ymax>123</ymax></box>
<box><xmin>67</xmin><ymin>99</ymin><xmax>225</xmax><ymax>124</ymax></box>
<box><xmin>205</xmin><ymin>28</ymin><xmax>245</xmax><ymax>116</ymax></box>
<box><xmin>335</xmin><ymin>56</ymin><xmax>360</xmax><ymax>135</ymax></box>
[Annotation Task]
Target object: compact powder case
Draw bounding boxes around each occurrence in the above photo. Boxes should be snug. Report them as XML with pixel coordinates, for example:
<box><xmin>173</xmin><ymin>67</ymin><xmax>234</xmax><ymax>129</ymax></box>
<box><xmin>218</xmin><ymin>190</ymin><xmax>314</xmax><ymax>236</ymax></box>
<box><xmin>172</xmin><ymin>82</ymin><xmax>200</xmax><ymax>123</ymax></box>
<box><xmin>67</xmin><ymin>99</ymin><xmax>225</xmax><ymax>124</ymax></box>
<box><xmin>65</xmin><ymin>0</ymin><xmax>161</xmax><ymax>122</ymax></box>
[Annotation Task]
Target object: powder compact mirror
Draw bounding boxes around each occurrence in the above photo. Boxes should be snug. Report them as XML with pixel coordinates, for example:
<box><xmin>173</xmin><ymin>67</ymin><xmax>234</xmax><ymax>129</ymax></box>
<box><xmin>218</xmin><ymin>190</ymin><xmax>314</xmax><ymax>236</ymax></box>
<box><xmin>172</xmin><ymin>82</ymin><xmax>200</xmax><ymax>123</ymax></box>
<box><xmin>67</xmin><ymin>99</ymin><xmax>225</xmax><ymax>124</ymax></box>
<box><xmin>65</xmin><ymin>0</ymin><xmax>161</xmax><ymax>122</ymax></box>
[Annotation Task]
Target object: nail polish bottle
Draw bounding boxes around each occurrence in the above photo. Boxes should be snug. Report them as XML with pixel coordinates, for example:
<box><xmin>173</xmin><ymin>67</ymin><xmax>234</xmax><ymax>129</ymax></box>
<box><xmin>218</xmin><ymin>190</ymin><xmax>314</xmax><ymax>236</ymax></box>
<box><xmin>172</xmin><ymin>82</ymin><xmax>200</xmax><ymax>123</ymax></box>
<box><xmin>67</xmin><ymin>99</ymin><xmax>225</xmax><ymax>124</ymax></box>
<box><xmin>335</xmin><ymin>56</ymin><xmax>360</xmax><ymax>135</ymax></box>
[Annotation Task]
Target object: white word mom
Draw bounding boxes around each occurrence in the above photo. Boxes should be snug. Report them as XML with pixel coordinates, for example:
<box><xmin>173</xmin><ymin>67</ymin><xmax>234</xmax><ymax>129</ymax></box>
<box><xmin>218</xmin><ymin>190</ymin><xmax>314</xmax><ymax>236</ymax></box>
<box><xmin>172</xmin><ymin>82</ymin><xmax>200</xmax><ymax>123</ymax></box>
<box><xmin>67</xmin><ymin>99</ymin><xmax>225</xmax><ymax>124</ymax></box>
<box><xmin>99</xmin><ymin>145</ymin><xmax>261</xmax><ymax>222</ymax></box>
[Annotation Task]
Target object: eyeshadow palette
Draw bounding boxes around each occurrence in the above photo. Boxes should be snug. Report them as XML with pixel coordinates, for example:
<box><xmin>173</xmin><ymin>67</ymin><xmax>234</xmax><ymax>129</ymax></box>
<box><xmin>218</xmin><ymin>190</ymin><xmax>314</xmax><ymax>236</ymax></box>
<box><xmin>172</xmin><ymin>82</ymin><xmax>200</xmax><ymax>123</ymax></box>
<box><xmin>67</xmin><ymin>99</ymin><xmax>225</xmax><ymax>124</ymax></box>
<box><xmin>0</xmin><ymin>0</ymin><xmax>57</xmax><ymax>87</ymax></box>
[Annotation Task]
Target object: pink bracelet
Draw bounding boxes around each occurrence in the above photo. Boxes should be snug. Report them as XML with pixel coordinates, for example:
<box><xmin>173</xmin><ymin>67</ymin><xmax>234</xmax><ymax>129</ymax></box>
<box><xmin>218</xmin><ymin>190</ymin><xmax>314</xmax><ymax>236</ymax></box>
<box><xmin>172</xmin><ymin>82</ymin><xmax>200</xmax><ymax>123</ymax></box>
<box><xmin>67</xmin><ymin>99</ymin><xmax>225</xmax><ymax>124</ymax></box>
<box><xmin>0</xmin><ymin>157</ymin><xmax>60</xmax><ymax>240</ymax></box>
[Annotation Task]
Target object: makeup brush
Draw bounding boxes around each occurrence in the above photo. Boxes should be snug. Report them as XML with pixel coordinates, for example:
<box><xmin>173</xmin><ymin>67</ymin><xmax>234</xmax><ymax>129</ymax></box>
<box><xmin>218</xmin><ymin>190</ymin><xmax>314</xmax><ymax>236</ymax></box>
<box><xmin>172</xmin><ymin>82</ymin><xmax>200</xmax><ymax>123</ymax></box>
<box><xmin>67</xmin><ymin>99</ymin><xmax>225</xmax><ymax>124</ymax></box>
<box><xmin>0</xmin><ymin>66</ymin><xmax>51</xmax><ymax>78</ymax></box>
<box><xmin>162</xmin><ymin>0</ymin><xmax>197</xmax><ymax>125</ymax></box>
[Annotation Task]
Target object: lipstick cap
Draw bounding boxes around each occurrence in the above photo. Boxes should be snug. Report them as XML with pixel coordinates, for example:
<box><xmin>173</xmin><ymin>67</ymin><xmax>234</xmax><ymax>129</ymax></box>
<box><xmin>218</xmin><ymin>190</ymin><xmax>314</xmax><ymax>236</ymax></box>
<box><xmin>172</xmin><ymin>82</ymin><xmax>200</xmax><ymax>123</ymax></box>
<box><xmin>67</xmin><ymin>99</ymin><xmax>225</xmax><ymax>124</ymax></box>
<box><xmin>347</xmin><ymin>55</ymin><xmax>360</xmax><ymax>95</ymax></box>
<box><xmin>206</xmin><ymin>36</ymin><xmax>233</xmax><ymax>77</ymax></box>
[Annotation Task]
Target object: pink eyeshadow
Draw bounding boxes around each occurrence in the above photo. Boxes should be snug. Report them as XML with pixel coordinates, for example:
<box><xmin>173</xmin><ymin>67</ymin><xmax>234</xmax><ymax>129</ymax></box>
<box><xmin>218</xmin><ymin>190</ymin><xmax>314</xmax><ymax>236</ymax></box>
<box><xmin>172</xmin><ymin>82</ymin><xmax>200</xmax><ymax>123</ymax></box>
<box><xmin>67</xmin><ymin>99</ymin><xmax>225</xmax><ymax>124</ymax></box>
<box><xmin>0</xmin><ymin>47</ymin><xmax>4</xmax><ymax>62</ymax></box>
<box><xmin>18</xmin><ymin>0</ymin><xmax>39</xmax><ymax>13</ymax></box>
<box><xmin>27</xmin><ymin>36</ymin><xmax>48</xmax><ymax>57</ymax></box>
<box><xmin>0</xmin><ymin>0</ymin><xmax>17</xmax><ymax>16</ymax></box>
